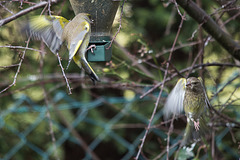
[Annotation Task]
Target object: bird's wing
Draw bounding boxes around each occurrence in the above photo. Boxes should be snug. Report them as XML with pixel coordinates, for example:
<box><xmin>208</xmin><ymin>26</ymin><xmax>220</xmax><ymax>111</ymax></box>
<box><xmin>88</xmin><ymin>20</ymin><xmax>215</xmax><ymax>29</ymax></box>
<box><xmin>68</xmin><ymin>29</ymin><xmax>88</xmax><ymax>61</ymax></box>
<box><xmin>163</xmin><ymin>78</ymin><xmax>186</xmax><ymax>119</ymax></box>
<box><xmin>52</xmin><ymin>16</ymin><xmax>69</xmax><ymax>40</ymax></box>
<box><xmin>26</xmin><ymin>16</ymin><xmax>68</xmax><ymax>54</ymax></box>
<box><xmin>70</xmin><ymin>33</ymin><xmax>100</xmax><ymax>83</ymax></box>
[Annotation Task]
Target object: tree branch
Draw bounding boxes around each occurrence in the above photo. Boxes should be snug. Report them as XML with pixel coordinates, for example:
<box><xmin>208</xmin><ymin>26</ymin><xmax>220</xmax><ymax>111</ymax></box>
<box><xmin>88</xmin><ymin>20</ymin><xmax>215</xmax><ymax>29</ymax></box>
<box><xmin>213</xmin><ymin>0</ymin><xmax>240</xmax><ymax>22</ymax></box>
<box><xmin>140</xmin><ymin>62</ymin><xmax>240</xmax><ymax>98</ymax></box>
<box><xmin>176</xmin><ymin>0</ymin><xmax>240</xmax><ymax>61</ymax></box>
<box><xmin>0</xmin><ymin>1</ymin><xmax>56</xmax><ymax>27</ymax></box>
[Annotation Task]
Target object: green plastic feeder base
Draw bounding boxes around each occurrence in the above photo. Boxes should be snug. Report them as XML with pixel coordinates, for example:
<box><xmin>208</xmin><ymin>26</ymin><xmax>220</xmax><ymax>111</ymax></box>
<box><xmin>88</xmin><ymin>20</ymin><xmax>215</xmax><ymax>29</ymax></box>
<box><xmin>86</xmin><ymin>37</ymin><xmax>112</xmax><ymax>62</ymax></box>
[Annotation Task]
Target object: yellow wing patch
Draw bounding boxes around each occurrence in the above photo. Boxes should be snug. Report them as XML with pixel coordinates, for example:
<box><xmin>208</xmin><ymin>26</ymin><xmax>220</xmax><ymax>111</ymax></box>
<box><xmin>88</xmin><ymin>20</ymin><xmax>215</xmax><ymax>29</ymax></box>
<box><xmin>177</xmin><ymin>78</ymin><xmax>187</xmax><ymax>89</ymax></box>
<box><xmin>54</xmin><ymin>16</ymin><xmax>69</xmax><ymax>28</ymax></box>
<box><xmin>71</xmin><ymin>21</ymin><xmax>90</xmax><ymax>56</ymax></box>
<box><xmin>73</xmin><ymin>40</ymin><xmax>83</xmax><ymax>57</ymax></box>
<box><xmin>73</xmin><ymin>54</ymin><xmax>81</xmax><ymax>68</ymax></box>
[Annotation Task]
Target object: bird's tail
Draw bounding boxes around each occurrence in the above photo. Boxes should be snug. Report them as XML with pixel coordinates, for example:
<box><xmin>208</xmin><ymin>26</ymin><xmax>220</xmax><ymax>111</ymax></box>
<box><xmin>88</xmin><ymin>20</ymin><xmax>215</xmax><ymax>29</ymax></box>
<box><xmin>80</xmin><ymin>57</ymin><xmax>100</xmax><ymax>84</ymax></box>
<box><xmin>181</xmin><ymin>122</ymin><xmax>200</xmax><ymax>146</ymax></box>
<box><xmin>181</xmin><ymin>117</ymin><xmax>207</xmax><ymax>146</ymax></box>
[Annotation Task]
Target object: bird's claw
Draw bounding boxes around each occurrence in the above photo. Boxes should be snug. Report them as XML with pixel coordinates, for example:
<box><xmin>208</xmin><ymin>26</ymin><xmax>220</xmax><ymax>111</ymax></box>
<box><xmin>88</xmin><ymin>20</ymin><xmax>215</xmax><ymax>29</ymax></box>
<box><xmin>87</xmin><ymin>44</ymin><xmax>96</xmax><ymax>54</ymax></box>
<box><xmin>193</xmin><ymin>120</ymin><xmax>200</xmax><ymax>131</ymax></box>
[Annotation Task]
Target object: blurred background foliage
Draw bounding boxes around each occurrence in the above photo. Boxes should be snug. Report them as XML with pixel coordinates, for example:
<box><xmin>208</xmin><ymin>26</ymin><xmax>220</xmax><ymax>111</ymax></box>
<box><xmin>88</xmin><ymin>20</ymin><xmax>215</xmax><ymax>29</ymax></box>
<box><xmin>0</xmin><ymin>0</ymin><xmax>240</xmax><ymax>159</ymax></box>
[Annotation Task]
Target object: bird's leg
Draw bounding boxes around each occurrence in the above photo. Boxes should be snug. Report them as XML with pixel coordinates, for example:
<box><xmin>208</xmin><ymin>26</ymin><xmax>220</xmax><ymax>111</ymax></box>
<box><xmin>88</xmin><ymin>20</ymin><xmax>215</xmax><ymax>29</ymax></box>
<box><xmin>19</xmin><ymin>0</ymin><xmax>23</xmax><ymax>8</ymax></box>
<box><xmin>193</xmin><ymin>119</ymin><xmax>200</xmax><ymax>131</ymax></box>
<box><xmin>87</xmin><ymin>44</ymin><xmax>96</xmax><ymax>55</ymax></box>
<box><xmin>190</xmin><ymin>117</ymin><xmax>200</xmax><ymax>131</ymax></box>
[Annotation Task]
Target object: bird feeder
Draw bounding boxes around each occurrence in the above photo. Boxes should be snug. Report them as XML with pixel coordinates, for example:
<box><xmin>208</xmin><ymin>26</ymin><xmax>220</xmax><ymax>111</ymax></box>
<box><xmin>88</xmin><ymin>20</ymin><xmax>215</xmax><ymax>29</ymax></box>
<box><xmin>69</xmin><ymin>0</ymin><xmax>120</xmax><ymax>62</ymax></box>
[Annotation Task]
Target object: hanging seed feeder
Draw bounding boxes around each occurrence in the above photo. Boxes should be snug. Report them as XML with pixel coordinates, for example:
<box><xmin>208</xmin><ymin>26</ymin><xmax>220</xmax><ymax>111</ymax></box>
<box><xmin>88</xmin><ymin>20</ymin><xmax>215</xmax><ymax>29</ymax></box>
<box><xmin>69</xmin><ymin>0</ymin><xmax>120</xmax><ymax>61</ymax></box>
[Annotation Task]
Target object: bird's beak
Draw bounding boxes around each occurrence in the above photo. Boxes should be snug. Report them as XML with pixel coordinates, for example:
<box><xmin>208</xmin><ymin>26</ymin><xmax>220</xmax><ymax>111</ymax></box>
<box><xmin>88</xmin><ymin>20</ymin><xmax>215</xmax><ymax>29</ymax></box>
<box><xmin>186</xmin><ymin>81</ymin><xmax>192</xmax><ymax>88</ymax></box>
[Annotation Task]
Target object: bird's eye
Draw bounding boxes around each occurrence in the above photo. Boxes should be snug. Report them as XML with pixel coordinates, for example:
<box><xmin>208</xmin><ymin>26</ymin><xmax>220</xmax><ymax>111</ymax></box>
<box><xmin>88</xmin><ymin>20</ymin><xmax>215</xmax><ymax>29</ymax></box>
<box><xmin>84</xmin><ymin>23</ymin><xmax>89</xmax><ymax>31</ymax></box>
<box><xmin>87</xmin><ymin>14</ymin><xmax>92</xmax><ymax>20</ymax></box>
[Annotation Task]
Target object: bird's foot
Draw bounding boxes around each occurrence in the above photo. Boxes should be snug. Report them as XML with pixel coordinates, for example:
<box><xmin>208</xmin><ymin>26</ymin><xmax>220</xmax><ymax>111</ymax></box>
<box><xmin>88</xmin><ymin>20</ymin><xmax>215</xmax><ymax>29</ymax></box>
<box><xmin>87</xmin><ymin>44</ymin><xmax>96</xmax><ymax>54</ymax></box>
<box><xmin>193</xmin><ymin>120</ymin><xmax>200</xmax><ymax>131</ymax></box>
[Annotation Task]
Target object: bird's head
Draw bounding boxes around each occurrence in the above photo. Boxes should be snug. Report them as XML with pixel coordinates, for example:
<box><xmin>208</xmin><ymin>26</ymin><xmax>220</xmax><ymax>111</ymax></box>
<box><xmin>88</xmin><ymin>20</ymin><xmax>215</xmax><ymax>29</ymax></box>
<box><xmin>186</xmin><ymin>77</ymin><xmax>203</xmax><ymax>93</ymax></box>
<box><xmin>75</xmin><ymin>13</ymin><xmax>92</xmax><ymax>24</ymax></box>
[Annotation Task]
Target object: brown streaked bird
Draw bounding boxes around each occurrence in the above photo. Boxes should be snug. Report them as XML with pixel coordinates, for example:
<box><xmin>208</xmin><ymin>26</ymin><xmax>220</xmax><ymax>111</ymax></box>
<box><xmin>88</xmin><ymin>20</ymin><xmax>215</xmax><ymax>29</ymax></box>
<box><xmin>163</xmin><ymin>77</ymin><xmax>208</xmax><ymax>146</ymax></box>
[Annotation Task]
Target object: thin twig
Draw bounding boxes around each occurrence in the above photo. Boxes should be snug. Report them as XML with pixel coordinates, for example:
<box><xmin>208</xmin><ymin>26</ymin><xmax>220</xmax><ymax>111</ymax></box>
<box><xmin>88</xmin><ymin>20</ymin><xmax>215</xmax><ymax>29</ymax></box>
<box><xmin>210</xmin><ymin>74</ymin><xmax>240</xmax><ymax>100</ymax></box>
<box><xmin>114</xmin><ymin>41</ymin><xmax>155</xmax><ymax>79</ymax></box>
<box><xmin>0</xmin><ymin>0</ymin><xmax>36</xmax><ymax>5</ymax></box>
<box><xmin>0</xmin><ymin>45</ymin><xmax>45</xmax><ymax>53</ymax></box>
<box><xmin>107</xmin><ymin>0</ymin><xmax>126</xmax><ymax>49</ymax></box>
<box><xmin>56</xmin><ymin>52</ymin><xmax>72</xmax><ymax>94</ymax></box>
<box><xmin>153</xmin><ymin>140</ymin><xmax>181</xmax><ymax>160</ymax></box>
<box><xmin>140</xmin><ymin>62</ymin><xmax>240</xmax><ymax>98</ymax></box>
<box><xmin>0</xmin><ymin>2</ymin><xmax>14</xmax><ymax>14</ymax></box>
<box><xmin>164</xmin><ymin>6</ymin><xmax>177</xmax><ymax>35</ymax></box>
<box><xmin>211</xmin><ymin>128</ymin><xmax>215</xmax><ymax>159</ymax></box>
<box><xmin>166</xmin><ymin>114</ymin><xmax>176</xmax><ymax>160</ymax></box>
<box><xmin>0</xmin><ymin>64</ymin><xmax>19</xmax><ymax>69</ymax></box>
<box><xmin>48</xmin><ymin>0</ymin><xmax>52</xmax><ymax>16</ymax></box>
<box><xmin>206</xmin><ymin>96</ymin><xmax>240</xmax><ymax>126</ymax></box>
<box><xmin>210</xmin><ymin>106</ymin><xmax>240</xmax><ymax>126</ymax></box>
<box><xmin>0</xmin><ymin>1</ymin><xmax>51</xmax><ymax>26</ymax></box>
<box><xmin>53</xmin><ymin>104</ymin><xmax>100</xmax><ymax>160</ymax></box>
<box><xmin>173</xmin><ymin>0</ymin><xmax>186</xmax><ymax>20</ymax></box>
<box><xmin>176</xmin><ymin>0</ymin><xmax>240</xmax><ymax>60</ymax></box>
<box><xmin>135</xmin><ymin>12</ymin><xmax>185</xmax><ymax>160</ymax></box>
<box><xmin>0</xmin><ymin>38</ymin><xmax>30</xmax><ymax>94</ymax></box>
<box><xmin>186</xmin><ymin>45</ymin><xmax>204</xmax><ymax>78</ymax></box>
<box><xmin>39</xmin><ymin>42</ymin><xmax>59</xmax><ymax>160</ymax></box>
<box><xmin>133</xmin><ymin>40</ymin><xmax>202</xmax><ymax>66</ymax></box>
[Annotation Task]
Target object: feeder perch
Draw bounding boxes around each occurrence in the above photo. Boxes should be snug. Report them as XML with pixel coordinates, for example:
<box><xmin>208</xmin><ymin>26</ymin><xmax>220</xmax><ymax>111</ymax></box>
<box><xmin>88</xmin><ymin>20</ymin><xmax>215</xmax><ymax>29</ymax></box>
<box><xmin>69</xmin><ymin>0</ymin><xmax>120</xmax><ymax>62</ymax></box>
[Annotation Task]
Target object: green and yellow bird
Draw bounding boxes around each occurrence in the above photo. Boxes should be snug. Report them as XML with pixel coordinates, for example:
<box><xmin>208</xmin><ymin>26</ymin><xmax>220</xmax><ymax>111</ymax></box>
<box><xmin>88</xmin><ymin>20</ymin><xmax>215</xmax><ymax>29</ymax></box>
<box><xmin>163</xmin><ymin>77</ymin><xmax>208</xmax><ymax>146</ymax></box>
<box><xmin>25</xmin><ymin>13</ymin><xmax>100</xmax><ymax>83</ymax></box>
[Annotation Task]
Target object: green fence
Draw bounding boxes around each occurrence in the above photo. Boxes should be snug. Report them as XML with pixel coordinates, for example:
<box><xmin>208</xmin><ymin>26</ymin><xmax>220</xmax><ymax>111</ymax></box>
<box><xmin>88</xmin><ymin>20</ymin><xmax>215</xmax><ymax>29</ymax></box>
<box><xmin>0</xmin><ymin>73</ymin><xmax>240</xmax><ymax>159</ymax></box>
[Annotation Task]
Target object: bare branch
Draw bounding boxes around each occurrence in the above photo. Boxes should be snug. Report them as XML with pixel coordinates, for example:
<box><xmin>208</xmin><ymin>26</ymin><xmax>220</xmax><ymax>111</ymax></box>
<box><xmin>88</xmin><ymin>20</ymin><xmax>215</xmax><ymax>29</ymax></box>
<box><xmin>140</xmin><ymin>62</ymin><xmax>240</xmax><ymax>98</ymax></box>
<box><xmin>0</xmin><ymin>45</ymin><xmax>45</xmax><ymax>53</ymax></box>
<box><xmin>135</xmin><ymin>12</ymin><xmax>185</xmax><ymax>160</ymax></box>
<box><xmin>56</xmin><ymin>52</ymin><xmax>72</xmax><ymax>94</ymax></box>
<box><xmin>0</xmin><ymin>64</ymin><xmax>19</xmax><ymax>69</ymax></box>
<box><xmin>176</xmin><ymin>0</ymin><xmax>240</xmax><ymax>60</ymax></box>
<box><xmin>114</xmin><ymin>41</ymin><xmax>155</xmax><ymax>79</ymax></box>
<box><xmin>0</xmin><ymin>38</ymin><xmax>30</xmax><ymax>94</ymax></box>
<box><xmin>0</xmin><ymin>1</ymin><xmax>57</xmax><ymax>27</ymax></box>
<box><xmin>39</xmin><ymin>43</ymin><xmax>60</xmax><ymax>160</ymax></box>
<box><xmin>166</xmin><ymin>114</ymin><xmax>176</xmax><ymax>160</ymax></box>
<box><xmin>53</xmin><ymin>104</ymin><xmax>100</xmax><ymax>160</ymax></box>
<box><xmin>107</xmin><ymin>0</ymin><xmax>126</xmax><ymax>49</ymax></box>
<box><xmin>213</xmin><ymin>0</ymin><xmax>240</xmax><ymax>22</ymax></box>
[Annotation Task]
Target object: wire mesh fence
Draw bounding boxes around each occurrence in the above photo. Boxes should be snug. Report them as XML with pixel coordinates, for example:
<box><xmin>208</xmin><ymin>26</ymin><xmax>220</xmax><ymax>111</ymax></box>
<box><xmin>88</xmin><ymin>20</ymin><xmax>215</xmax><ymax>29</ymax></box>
<box><xmin>1</xmin><ymin>0</ymin><xmax>240</xmax><ymax>159</ymax></box>
<box><xmin>0</xmin><ymin>90</ymin><xmax>160</xmax><ymax>159</ymax></box>
<box><xmin>1</xmin><ymin>72</ymin><xmax>240</xmax><ymax>160</ymax></box>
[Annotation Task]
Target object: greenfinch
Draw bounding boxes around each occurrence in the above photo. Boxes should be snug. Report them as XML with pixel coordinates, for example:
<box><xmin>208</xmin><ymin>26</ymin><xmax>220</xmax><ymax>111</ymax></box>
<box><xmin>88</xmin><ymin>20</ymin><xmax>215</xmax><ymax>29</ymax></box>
<box><xmin>163</xmin><ymin>77</ymin><xmax>208</xmax><ymax>146</ymax></box>
<box><xmin>25</xmin><ymin>13</ymin><xmax>100</xmax><ymax>83</ymax></box>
